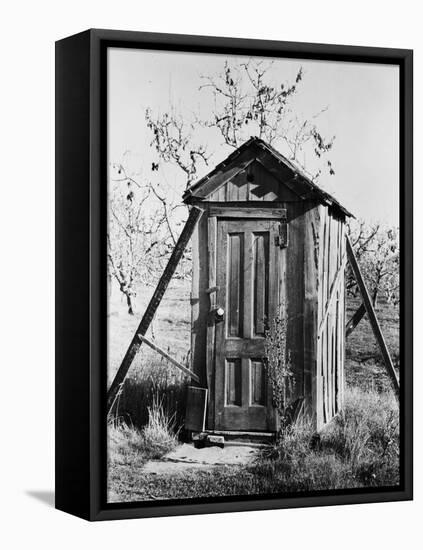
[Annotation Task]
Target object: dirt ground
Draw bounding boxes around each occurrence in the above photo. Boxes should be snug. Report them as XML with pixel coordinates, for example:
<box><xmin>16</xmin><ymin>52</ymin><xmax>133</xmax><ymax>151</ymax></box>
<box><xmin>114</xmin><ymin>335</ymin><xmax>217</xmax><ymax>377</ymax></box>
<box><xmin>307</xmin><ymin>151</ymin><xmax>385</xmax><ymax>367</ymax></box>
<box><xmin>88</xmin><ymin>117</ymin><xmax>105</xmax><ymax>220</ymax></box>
<box><xmin>142</xmin><ymin>443</ymin><xmax>260</xmax><ymax>474</ymax></box>
<box><xmin>107</xmin><ymin>282</ymin><xmax>400</xmax><ymax>503</ymax></box>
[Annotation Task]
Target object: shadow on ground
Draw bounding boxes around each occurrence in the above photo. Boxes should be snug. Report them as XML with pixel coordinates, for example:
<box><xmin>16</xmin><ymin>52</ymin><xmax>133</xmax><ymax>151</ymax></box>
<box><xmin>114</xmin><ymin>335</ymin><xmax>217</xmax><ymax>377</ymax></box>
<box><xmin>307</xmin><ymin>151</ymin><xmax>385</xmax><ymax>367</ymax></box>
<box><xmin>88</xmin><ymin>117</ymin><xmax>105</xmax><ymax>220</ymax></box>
<box><xmin>26</xmin><ymin>490</ymin><xmax>55</xmax><ymax>508</ymax></box>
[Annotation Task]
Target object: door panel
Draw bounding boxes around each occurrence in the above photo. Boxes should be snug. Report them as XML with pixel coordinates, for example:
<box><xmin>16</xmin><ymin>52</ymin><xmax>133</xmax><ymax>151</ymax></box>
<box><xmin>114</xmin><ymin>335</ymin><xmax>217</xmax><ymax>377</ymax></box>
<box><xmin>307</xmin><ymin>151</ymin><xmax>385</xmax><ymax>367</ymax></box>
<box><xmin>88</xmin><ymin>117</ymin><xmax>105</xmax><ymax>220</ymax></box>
<box><xmin>227</xmin><ymin>233</ymin><xmax>244</xmax><ymax>337</ymax></box>
<box><xmin>225</xmin><ymin>359</ymin><xmax>242</xmax><ymax>406</ymax></box>
<box><xmin>253</xmin><ymin>232</ymin><xmax>269</xmax><ymax>337</ymax></box>
<box><xmin>250</xmin><ymin>359</ymin><xmax>266</xmax><ymax>406</ymax></box>
<box><xmin>214</xmin><ymin>218</ymin><xmax>280</xmax><ymax>431</ymax></box>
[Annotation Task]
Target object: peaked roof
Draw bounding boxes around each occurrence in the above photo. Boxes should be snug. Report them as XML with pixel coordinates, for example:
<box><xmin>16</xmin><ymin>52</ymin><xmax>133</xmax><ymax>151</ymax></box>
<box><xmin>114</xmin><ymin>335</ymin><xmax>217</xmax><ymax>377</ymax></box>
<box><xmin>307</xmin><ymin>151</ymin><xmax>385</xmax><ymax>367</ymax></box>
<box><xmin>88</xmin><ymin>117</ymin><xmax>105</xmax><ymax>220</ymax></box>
<box><xmin>183</xmin><ymin>136</ymin><xmax>353</xmax><ymax>217</ymax></box>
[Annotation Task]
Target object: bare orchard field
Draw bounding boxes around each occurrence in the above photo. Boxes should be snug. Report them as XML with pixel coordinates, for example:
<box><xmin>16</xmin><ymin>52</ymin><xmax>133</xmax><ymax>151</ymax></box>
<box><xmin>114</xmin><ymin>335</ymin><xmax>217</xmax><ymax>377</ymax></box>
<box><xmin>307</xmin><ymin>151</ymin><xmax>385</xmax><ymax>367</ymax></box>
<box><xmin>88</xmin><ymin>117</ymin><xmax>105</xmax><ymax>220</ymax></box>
<box><xmin>107</xmin><ymin>278</ymin><xmax>192</xmax><ymax>429</ymax></box>
<box><xmin>107</xmin><ymin>279</ymin><xmax>400</xmax><ymax>503</ymax></box>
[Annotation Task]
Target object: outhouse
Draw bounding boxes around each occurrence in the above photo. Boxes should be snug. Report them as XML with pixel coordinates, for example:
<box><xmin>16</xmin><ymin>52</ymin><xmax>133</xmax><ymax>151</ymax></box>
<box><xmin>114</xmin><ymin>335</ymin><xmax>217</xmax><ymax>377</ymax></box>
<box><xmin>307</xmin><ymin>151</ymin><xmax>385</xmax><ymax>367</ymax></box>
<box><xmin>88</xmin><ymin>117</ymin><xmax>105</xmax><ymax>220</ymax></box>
<box><xmin>183</xmin><ymin>137</ymin><xmax>353</xmax><ymax>434</ymax></box>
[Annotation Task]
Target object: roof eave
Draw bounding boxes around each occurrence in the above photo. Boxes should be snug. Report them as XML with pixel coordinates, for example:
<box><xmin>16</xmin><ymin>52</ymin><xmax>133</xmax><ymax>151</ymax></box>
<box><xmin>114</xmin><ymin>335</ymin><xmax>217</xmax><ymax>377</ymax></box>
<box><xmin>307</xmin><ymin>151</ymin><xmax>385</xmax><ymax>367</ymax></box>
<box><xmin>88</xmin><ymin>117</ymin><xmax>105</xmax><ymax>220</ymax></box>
<box><xmin>182</xmin><ymin>137</ymin><xmax>354</xmax><ymax>218</ymax></box>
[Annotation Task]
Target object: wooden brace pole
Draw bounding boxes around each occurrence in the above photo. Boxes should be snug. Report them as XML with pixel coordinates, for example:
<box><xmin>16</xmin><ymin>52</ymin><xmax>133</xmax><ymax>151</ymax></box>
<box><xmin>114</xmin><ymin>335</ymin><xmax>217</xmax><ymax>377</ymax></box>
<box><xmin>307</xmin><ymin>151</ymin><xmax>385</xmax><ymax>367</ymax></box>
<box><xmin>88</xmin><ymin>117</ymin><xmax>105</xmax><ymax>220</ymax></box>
<box><xmin>138</xmin><ymin>335</ymin><xmax>200</xmax><ymax>383</ymax></box>
<box><xmin>346</xmin><ymin>293</ymin><xmax>377</xmax><ymax>338</ymax></box>
<box><xmin>346</xmin><ymin>235</ymin><xmax>400</xmax><ymax>399</ymax></box>
<box><xmin>345</xmin><ymin>302</ymin><xmax>366</xmax><ymax>338</ymax></box>
<box><xmin>107</xmin><ymin>206</ymin><xmax>203</xmax><ymax>414</ymax></box>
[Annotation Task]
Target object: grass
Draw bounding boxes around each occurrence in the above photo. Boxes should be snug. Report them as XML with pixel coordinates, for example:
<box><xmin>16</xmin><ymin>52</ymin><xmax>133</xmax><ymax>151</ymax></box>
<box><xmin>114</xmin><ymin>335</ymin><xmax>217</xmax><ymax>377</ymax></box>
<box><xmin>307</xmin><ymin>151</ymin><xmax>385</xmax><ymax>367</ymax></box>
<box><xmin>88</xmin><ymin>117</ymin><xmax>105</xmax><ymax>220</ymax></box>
<box><xmin>107</xmin><ymin>279</ymin><xmax>191</xmax><ymax>385</ymax></box>
<box><xmin>108</xmin><ymin>279</ymin><xmax>191</xmax><ymax>429</ymax></box>
<box><xmin>108</xmin><ymin>397</ymin><xmax>177</xmax><ymax>502</ymax></box>
<box><xmin>108</xmin><ymin>385</ymin><xmax>399</xmax><ymax>502</ymax></box>
<box><xmin>141</xmin><ymin>395</ymin><xmax>179</xmax><ymax>458</ymax></box>
<box><xmin>107</xmin><ymin>281</ymin><xmax>400</xmax><ymax>502</ymax></box>
<box><xmin>345</xmin><ymin>297</ymin><xmax>399</xmax><ymax>392</ymax></box>
<box><xmin>249</xmin><ymin>386</ymin><xmax>399</xmax><ymax>493</ymax></box>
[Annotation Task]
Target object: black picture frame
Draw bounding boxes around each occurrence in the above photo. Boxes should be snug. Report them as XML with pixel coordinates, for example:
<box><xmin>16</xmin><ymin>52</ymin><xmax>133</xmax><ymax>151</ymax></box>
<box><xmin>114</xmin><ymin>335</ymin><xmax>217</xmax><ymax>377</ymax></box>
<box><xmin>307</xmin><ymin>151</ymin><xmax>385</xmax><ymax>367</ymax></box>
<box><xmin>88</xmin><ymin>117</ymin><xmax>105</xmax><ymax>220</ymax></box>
<box><xmin>55</xmin><ymin>28</ymin><xmax>413</xmax><ymax>521</ymax></box>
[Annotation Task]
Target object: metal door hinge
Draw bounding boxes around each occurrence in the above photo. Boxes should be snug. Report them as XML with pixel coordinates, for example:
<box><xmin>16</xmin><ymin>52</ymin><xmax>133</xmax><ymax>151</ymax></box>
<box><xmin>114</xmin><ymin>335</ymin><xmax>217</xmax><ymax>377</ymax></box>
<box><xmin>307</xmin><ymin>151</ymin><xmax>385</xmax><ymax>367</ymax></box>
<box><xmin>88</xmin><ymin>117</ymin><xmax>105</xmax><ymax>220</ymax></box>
<box><xmin>275</xmin><ymin>211</ymin><xmax>288</xmax><ymax>248</ymax></box>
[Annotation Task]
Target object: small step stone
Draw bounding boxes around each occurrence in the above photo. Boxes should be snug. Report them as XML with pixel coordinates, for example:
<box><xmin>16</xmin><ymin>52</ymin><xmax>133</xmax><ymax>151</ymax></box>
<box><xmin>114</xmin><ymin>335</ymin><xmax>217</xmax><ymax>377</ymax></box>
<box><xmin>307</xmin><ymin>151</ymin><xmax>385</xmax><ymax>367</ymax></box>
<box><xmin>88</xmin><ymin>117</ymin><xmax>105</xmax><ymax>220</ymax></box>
<box><xmin>206</xmin><ymin>435</ymin><xmax>225</xmax><ymax>448</ymax></box>
<box><xmin>192</xmin><ymin>432</ymin><xmax>225</xmax><ymax>449</ymax></box>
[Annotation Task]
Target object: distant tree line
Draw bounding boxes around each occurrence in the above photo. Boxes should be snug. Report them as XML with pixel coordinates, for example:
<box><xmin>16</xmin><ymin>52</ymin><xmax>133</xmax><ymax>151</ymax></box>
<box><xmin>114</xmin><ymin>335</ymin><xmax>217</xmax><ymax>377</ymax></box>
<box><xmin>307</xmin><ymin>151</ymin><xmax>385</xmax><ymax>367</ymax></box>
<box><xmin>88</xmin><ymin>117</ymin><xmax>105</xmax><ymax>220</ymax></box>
<box><xmin>346</xmin><ymin>219</ymin><xmax>399</xmax><ymax>307</ymax></box>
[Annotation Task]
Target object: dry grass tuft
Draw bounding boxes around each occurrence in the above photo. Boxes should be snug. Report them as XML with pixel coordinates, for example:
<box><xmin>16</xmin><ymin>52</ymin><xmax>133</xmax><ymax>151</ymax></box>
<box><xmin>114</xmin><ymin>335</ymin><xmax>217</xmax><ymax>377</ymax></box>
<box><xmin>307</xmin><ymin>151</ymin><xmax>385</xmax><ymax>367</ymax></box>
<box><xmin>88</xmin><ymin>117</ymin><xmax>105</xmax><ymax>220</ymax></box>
<box><xmin>107</xmin><ymin>285</ymin><xmax>400</xmax><ymax>501</ymax></box>
<box><xmin>141</xmin><ymin>396</ymin><xmax>178</xmax><ymax>459</ymax></box>
<box><xmin>251</xmin><ymin>385</ymin><xmax>399</xmax><ymax>492</ymax></box>
<box><xmin>107</xmin><ymin>398</ymin><xmax>179</xmax><ymax>501</ymax></box>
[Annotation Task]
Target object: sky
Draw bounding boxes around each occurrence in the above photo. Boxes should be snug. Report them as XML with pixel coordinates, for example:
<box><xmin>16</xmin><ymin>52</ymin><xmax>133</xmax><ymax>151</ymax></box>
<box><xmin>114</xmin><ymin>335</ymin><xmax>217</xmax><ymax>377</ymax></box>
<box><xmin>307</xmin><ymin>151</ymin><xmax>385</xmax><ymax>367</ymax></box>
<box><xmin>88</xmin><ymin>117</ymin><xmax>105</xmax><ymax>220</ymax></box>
<box><xmin>108</xmin><ymin>47</ymin><xmax>399</xmax><ymax>225</ymax></box>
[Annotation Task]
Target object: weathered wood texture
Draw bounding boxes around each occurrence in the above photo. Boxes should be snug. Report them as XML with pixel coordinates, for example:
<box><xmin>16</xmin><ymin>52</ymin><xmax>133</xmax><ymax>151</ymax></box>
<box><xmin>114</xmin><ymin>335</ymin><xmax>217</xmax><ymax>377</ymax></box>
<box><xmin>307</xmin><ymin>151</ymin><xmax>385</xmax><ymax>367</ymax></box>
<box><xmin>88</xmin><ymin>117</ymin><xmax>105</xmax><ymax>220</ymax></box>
<box><xmin>208</xmin><ymin>206</ymin><xmax>287</xmax><ymax>218</ymax></box>
<box><xmin>185</xmin><ymin>138</ymin><xmax>352</xmax><ymax>434</ymax></box>
<box><xmin>346</xmin><ymin>235</ymin><xmax>400</xmax><ymax>398</ymax></box>
<box><xmin>316</xmin><ymin>208</ymin><xmax>346</xmax><ymax>429</ymax></box>
<box><xmin>345</xmin><ymin>302</ymin><xmax>366</xmax><ymax>338</ymax></box>
<box><xmin>208</xmin><ymin>159</ymin><xmax>299</xmax><ymax>202</ymax></box>
<box><xmin>186</xmin><ymin>144</ymin><xmax>296</xmax><ymax>203</ymax></box>
<box><xmin>189</xmin><ymin>199</ymin><xmax>347</xmax><ymax>433</ymax></box>
<box><xmin>206</xmin><ymin>215</ymin><xmax>217</xmax><ymax>428</ymax></box>
<box><xmin>190</xmin><ymin>214</ymin><xmax>209</xmax><ymax>386</ymax></box>
<box><xmin>184</xmin><ymin>138</ymin><xmax>352</xmax><ymax>217</ymax></box>
<box><xmin>284</xmin><ymin>202</ymin><xmax>306</xmax><ymax>407</ymax></box>
<box><xmin>213</xmin><ymin>217</ymin><xmax>280</xmax><ymax>431</ymax></box>
<box><xmin>185</xmin><ymin>386</ymin><xmax>208</xmax><ymax>432</ymax></box>
<box><xmin>303</xmin><ymin>204</ymin><xmax>321</xmax><ymax>422</ymax></box>
<box><xmin>107</xmin><ymin>206</ymin><xmax>203</xmax><ymax>414</ymax></box>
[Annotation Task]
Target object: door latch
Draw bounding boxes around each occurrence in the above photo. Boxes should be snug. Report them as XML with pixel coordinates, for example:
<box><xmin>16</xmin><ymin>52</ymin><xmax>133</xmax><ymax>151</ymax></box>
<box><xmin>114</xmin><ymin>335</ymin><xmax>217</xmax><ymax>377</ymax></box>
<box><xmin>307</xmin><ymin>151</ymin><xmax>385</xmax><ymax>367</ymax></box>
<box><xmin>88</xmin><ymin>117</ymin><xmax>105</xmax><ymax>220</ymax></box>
<box><xmin>275</xmin><ymin>211</ymin><xmax>288</xmax><ymax>248</ymax></box>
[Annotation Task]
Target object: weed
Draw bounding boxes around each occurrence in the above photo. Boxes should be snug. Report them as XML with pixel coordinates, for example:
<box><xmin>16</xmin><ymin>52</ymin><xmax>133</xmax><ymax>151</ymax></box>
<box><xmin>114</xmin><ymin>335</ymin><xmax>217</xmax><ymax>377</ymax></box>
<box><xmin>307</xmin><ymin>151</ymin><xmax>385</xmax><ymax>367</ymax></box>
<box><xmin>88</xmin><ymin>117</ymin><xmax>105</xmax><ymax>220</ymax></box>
<box><xmin>249</xmin><ymin>385</ymin><xmax>400</xmax><ymax>493</ymax></box>
<box><xmin>264</xmin><ymin>313</ymin><xmax>295</xmax><ymax>426</ymax></box>
<box><xmin>108</xmin><ymin>283</ymin><xmax>400</xmax><ymax>501</ymax></box>
<box><xmin>141</xmin><ymin>395</ymin><xmax>178</xmax><ymax>459</ymax></box>
<box><xmin>107</xmin><ymin>398</ymin><xmax>179</xmax><ymax>500</ymax></box>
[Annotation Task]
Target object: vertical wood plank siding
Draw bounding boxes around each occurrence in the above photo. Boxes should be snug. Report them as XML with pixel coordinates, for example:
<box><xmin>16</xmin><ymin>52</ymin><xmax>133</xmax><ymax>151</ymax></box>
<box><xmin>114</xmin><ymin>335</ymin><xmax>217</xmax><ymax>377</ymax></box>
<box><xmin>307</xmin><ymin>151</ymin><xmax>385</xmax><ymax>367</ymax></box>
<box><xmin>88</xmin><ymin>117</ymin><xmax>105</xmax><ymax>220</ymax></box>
<box><xmin>285</xmin><ymin>202</ymin><xmax>305</xmax><ymax>405</ymax></box>
<box><xmin>190</xmin><ymin>214</ymin><xmax>209</xmax><ymax>385</ymax></box>
<box><xmin>316</xmin><ymin>208</ymin><xmax>346</xmax><ymax>429</ymax></box>
<box><xmin>206</xmin><ymin>215</ymin><xmax>217</xmax><ymax>428</ymax></box>
<box><xmin>303</xmin><ymin>203</ymin><xmax>321</xmax><ymax>422</ymax></box>
<box><xmin>189</xmin><ymin>194</ymin><xmax>346</xmax><ymax>432</ymax></box>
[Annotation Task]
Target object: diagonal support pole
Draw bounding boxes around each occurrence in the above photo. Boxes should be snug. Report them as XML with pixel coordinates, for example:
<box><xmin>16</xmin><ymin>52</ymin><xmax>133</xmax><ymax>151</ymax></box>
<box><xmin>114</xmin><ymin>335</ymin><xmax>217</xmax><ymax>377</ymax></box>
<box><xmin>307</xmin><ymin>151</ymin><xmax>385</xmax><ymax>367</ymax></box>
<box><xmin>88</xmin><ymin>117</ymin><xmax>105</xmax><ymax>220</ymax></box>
<box><xmin>346</xmin><ymin>235</ymin><xmax>400</xmax><ymax>399</ymax></box>
<box><xmin>107</xmin><ymin>206</ymin><xmax>203</xmax><ymax>415</ymax></box>
<box><xmin>137</xmin><ymin>334</ymin><xmax>200</xmax><ymax>383</ymax></box>
<box><xmin>345</xmin><ymin>302</ymin><xmax>366</xmax><ymax>338</ymax></box>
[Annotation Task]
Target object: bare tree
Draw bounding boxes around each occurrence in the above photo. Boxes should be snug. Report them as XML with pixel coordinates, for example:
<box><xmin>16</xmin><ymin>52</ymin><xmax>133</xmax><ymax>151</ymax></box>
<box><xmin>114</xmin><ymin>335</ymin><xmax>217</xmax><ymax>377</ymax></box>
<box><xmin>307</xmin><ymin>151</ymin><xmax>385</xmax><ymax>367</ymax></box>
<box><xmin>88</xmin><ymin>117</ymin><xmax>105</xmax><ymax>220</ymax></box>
<box><xmin>107</xmin><ymin>172</ymin><xmax>185</xmax><ymax>314</ymax></box>
<box><xmin>144</xmin><ymin>59</ymin><xmax>336</xmax><ymax>188</ymax></box>
<box><xmin>346</xmin><ymin>220</ymin><xmax>381</xmax><ymax>301</ymax></box>
<box><xmin>199</xmin><ymin>60</ymin><xmax>335</xmax><ymax>180</ymax></box>
<box><xmin>346</xmin><ymin>219</ymin><xmax>399</xmax><ymax>337</ymax></box>
<box><xmin>145</xmin><ymin>106</ymin><xmax>211</xmax><ymax>189</ymax></box>
<box><xmin>110</xmin><ymin>58</ymin><xmax>338</xmax><ymax>308</ymax></box>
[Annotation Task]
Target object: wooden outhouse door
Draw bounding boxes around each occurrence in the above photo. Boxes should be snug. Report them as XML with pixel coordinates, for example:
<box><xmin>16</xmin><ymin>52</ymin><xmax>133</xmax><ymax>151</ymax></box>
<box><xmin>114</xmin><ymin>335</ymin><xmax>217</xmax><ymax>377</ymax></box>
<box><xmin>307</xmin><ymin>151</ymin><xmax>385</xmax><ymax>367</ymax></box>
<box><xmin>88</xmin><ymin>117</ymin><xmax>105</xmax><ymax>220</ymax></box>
<box><xmin>212</xmin><ymin>216</ymin><xmax>281</xmax><ymax>431</ymax></box>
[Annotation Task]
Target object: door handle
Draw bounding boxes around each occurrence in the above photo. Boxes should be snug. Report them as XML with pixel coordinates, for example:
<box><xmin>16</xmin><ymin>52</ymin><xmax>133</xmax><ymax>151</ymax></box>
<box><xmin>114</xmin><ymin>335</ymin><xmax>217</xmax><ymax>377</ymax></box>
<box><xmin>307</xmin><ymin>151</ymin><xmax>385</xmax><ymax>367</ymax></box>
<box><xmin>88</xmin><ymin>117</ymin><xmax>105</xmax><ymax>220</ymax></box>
<box><xmin>215</xmin><ymin>307</ymin><xmax>225</xmax><ymax>322</ymax></box>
